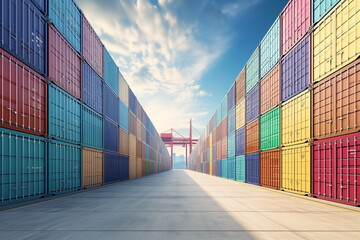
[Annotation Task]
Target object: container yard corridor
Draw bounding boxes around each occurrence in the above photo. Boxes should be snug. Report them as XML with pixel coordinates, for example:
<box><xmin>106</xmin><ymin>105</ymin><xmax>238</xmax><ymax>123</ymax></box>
<box><xmin>0</xmin><ymin>170</ymin><xmax>359</xmax><ymax>240</ymax></box>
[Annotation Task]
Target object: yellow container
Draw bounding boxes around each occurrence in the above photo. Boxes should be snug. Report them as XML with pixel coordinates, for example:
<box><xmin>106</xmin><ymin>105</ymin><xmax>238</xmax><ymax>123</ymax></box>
<box><xmin>281</xmin><ymin>143</ymin><xmax>311</xmax><ymax>195</ymax></box>
<box><xmin>313</xmin><ymin>0</ymin><xmax>360</xmax><ymax>83</ymax></box>
<box><xmin>82</xmin><ymin>147</ymin><xmax>103</xmax><ymax>188</ymax></box>
<box><xmin>281</xmin><ymin>90</ymin><xmax>311</xmax><ymax>146</ymax></box>
<box><xmin>236</xmin><ymin>97</ymin><xmax>245</xmax><ymax>130</ymax></box>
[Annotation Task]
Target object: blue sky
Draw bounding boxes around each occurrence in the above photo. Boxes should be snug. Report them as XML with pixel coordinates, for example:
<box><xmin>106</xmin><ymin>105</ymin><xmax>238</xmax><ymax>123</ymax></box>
<box><xmin>77</xmin><ymin>0</ymin><xmax>288</xmax><ymax>156</ymax></box>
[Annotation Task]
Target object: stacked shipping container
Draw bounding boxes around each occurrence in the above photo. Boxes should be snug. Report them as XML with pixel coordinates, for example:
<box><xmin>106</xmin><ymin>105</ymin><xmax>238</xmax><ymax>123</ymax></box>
<box><xmin>0</xmin><ymin>0</ymin><xmax>170</xmax><ymax>206</ymax></box>
<box><xmin>189</xmin><ymin>0</ymin><xmax>360</xmax><ymax>206</ymax></box>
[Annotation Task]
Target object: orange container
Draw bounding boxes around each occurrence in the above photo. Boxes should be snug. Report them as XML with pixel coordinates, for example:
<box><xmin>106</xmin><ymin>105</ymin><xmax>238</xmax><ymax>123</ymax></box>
<box><xmin>129</xmin><ymin>134</ymin><xmax>136</xmax><ymax>157</ymax></box>
<box><xmin>216</xmin><ymin>141</ymin><xmax>222</xmax><ymax>160</ymax></box>
<box><xmin>119</xmin><ymin>128</ymin><xmax>129</xmax><ymax>156</ymax></box>
<box><xmin>236</xmin><ymin>67</ymin><xmax>246</xmax><ymax>103</ymax></box>
<box><xmin>260</xmin><ymin>64</ymin><xmax>280</xmax><ymax>114</ymax></box>
<box><xmin>260</xmin><ymin>149</ymin><xmax>280</xmax><ymax>189</ymax></box>
<box><xmin>221</xmin><ymin>136</ymin><xmax>228</xmax><ymax>159</ymax></box>
<box><xmin>82</xmin><ymin>147</ymin><xmax>103</xmax><ymax>188</ymax></box>
<box><xmin>129</xmin><ymin>156</ymin><xmax>137</xmax><ymax>180</ymax></box>
<box><xmin>136</xmin><ymin>157</ymin><xmax>142</xmax><ymax>178</ymax></box>
<box><xmin>246</xmin><ymin>119</ymin><xmax>259</xmax><ymax>154</ymax></box>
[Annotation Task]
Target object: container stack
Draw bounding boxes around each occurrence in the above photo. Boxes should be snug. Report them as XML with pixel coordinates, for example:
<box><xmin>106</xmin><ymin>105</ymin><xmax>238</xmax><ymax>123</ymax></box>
<box><xmin>0</xmin><ymin>0</ymin><xmax>171</xmax><ymax>206</ymax></box>
<box><xmin>189</xmin><ymin>0</ymin><xmax>360</xmax><ymax>207</ymax></box>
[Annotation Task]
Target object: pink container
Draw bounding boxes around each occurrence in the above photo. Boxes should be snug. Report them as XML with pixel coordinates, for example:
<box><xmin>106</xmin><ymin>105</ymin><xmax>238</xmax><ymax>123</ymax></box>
<box><xmin>281</xmin><ymin>0</ymin><xmax>311</xmax><ymax>56</ymax></box>
<box><xmin>82</xmin><ymin>15</ymin><xmax>103</xmax><ymax>78</ymax></box>
<box><xmin>48</xmin><ymin>24</ymin><xmax>81</xmax><ymax>99</ymax></box>
<box><xmin>313</xmin><ymin>132</ymin><xmax>360</xmax><ymax>206</ymax></box>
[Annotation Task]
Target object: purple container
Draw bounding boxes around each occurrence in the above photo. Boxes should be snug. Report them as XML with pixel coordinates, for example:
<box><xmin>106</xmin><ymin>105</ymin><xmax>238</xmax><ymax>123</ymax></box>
<box><xmin>246</xmin><ymin>152</ymin><xmax>259</xmax><ymax>185</ymax></box>
<box><xmin>227</xmin><ymin>84</ymin><xmax>236</xmax><ymax>112</ymax></box>
<box><xmin>246</xmin><ymin>83</ymin><xmax>259</xmax><ymax>124</ymax></box>
<box><xmin>216</xmin><ymin>160</ymin><xmax>222</xmax><ymax>177</ymax></box>
<box><xmin>236</xmin><ymin>127</ymin><xmax>246</xmax><ymax>156</ymax></box>
<box><xmin>104</xmin><ymin>84</ymin><xmax>119</xmax><ymax>124</ymax></box>
<box><xmin>83</xmin><ymin>61</ymin><xmax>103</xmax><ymax>114</ymax></box>
<box><xmin>281</xmin><ymin>35</ymin><xmax>310</xmax><ymax>102</ymax></box>
<box><xmin>104</xmin><ymin>117</ymin><xmax>119</xmax><ymax>153</ymax></box>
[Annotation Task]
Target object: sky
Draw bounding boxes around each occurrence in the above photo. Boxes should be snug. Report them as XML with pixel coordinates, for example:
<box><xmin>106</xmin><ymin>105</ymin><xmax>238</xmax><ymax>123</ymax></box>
<box><xmin>77</xmin><ymin>0</ymin><xmax>288</xmax><ymax>157</ymax></box>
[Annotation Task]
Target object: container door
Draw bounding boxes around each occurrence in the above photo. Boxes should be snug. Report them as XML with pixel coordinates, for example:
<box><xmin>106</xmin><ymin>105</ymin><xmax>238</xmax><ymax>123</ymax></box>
<box><xmin>294</xmin><ymin>145</ymin><xmax>310</xmax><ymax>194</ymax></box>
<box><xmin>282</xmin><ymin>147</ymin><xmax>295</xmax><ymax>191</ymax></box>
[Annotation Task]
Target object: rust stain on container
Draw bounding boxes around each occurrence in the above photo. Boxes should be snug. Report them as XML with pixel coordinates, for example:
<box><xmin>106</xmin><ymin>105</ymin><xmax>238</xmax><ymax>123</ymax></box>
<box><xmin>246</xmin><ymin>119</ymin><xmax>259</xmax><ymax>154</ymax></box>
<box><xmin>260</xmin><ymin>64</ymin><xmax>280</xmax><ymax>115</ymax></box>
<box><xmin>260</xmin><ymin>148</ymin><xmax>280</xmax><ymax>190</ymax></box>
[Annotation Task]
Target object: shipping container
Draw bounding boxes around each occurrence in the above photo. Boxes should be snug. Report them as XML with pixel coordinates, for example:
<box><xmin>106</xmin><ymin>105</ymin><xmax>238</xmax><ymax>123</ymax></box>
<box><xmin>228</xmin><ymin>108</ymin><xmax>236</xmax><ymax>134</ymax></box>
<box><xmin>49</xmin><ymin>0</ymin><xmax>81</xmax><ymax>53</ymax></box>
<box><xmin>313</xmin><ymin>57</ymin><xmax>360</xmax><ymax>140</ymax></box>
<box><xmin>82</xmin><ymin>61</ymin><xmax>103</xmax><ymax>114</ymax></box>
<box><xmin>228</xmin><ymin>132</ymin><xmax>235</xmax><ymax>157</ymax></box>
<box><xmin>228</xmin><ymin>157</ymin><xmax>235</xmax><ymax>180</ymax></box>
<box><xmin>260</xmin><ymin>149</ymin><xmax>280</xmax><ymax>190</ymax></box>
<box><xmin>82</xmin><ymin>147</ymin><xmax>103</xmax><ymax>188</ymax></box>
<box><xmin>212</xmin><ymin>160</ymin><xmax>216</xmax><ymax>176</ymax></box>
<box><xmin>104</xmin><ymin>117</ymin><xmax>119</xmax><ymax>153</ymax></box>
<box><xmin>82</xmin><ymin>105</ymin><xmax>103</xmax><ymax>150</ymax></box>
<box><xmin>48</xmin><ymin>83</ymin><xmax>81</xmax><ymax>144</ymax></box>
<box><xmin>136</xmin><ymin>157</ymin><xmax>142</xmax><ymax>178</ymax></box>
<box><xmin>260</xmin><ymin>63</ymin><xmax>280</xmax><ymax>115</ymax></box>
<box><xmin>0</xmin><ymin>128</ymin><xmax>46</xmax><ymax>205</ymax></box>
<box><xmin>119</xmin><ymin>101</ymin><xmax>129</xmax><ymax>132</ymax></box>
<box><xmin>313</xmin><ymin>0</ymin><xmax>360</xmax><ymax>83</ymax></box>
<box><xmin>82</xmin><ymin>15</ymin><xmax>103</xmax><ymax>78</ymax></box>
<box><xmin>221</xmin><ymin>96</ymin><xmax>227</xmax><ymax>120</ymax></box>
<box><xmin>119</xmin><ymin>128</ymin><xmax>129</xmax><ymax>156</ymax></box>
<box><xmin>236</xmin><ymin>155</ymin><xmax>246</xmax><ymax>182</ymax></box>
<box><xmin>129</xmin><ymin>112</ymin><xmax>136</xmax><ymax>135</ymax></box>
<box><xmin>260</xmin><ymin>17</ymin><xmax>280</xmax><ymax>78</ymax></box>
<box><xmin>216</xmin><ymin>160</ymin><xmax>222</xmax><ymax>177</ymax></box>
<box><xmin>281</xmin><ymin>143</ymin><xmax>310</xmax><ymax>195</ymax></box>
<box><xmin>221</xmin><ymin>158</ymin><xmax>227</xmax><ymax>179</ymax></box>
<box><xmin>281</xmin><ymin>90</ymin><xmax>311</xmax><ymax>146</ymax></box>
<box><xmin>48</xmin><ymin>139</ymin><xmax>81</xmax><ymax>194</ymax></box>
<box><xmin>281</xmin><ymin>34</ymin><xmax>310</xmax><ymax>102</ymax></box>
<box><xmin>236</xmin><ymin>97</ymin><xmax>246</xmax><ymax>130</ymax></box>
<box><xmin>281</xmin><ymin>0</ymin><xmax>311</xmax><ymax>55</ymax></box>
<box><xmin>221</xmin><ymin>117</ymin><xmax>228</xmax><ymax>140</ymax></box>
<box><xmin>0</xmin><ymin>49</ymin><xmax>47</xmax><ymax>136</ymax></box>
<box><xmin>129</xmin><ymin>134</ymin><xmax>136</xmax><ymax>157</ymax></box>
<box><xmin>31</xmin><ymin>0</ymin><xmax>47</xmax><ymax>14</ymax></box>
<box><xmin>236</xmin><ymin>67</ymin><xmax>246</xmax><ymax>103</ymax></box>
<box><xmin>119</xmin><ymin>73</ymin><xmax>129</xmax><ymax>107</ymax></box>
<box><xmin>216</xmin><ymin>141</ymin><xmax>222</xmax><ymax>160</ymax></box>
<box><xmin>104</xmin><ymin>152</ymin><xmax>129</xmax><ymax>183</ymax></box>
<box><xmin>313</xmin><ymin>132</ymin><xmax>360</xmax><ymax>206</ymax></box>
<box><xmin>0</xmin><ymin>0</ymin><xmax>47</xmax><ymax>76</ymax></box>
<box><xmin>246</xmin><ymin>119</ymin><xmax>259</xmax><ymax>154</ymax></box>
<box><xmin>129</xmin><ymin>156</ymin><xmax>137</xmax><ymax>180</ymax></box>
<box><xmin>246</xmin><ymin>152</ymin><xmax>260</xmax><ymax>185</ymax></box>
<box><xmin>103</xmin><ymin>84</ymin><xmax>119</xmax><ymax>124</ymax></box>
<box><xmin>48</xmin><ymin>24</ymin><xmax>81</xmax><ymax>100</ymax></box>
<box><xmin>129</xmin><ymin>89</ymin><xmax>137</xmax><ymax>115</ymax></box>
<box><xmin>221</xmin><ymin>136</ymin><xmax>228</xmax><ymax>159</ymax></box>
<box><xmin>260</xmin><ymin>106</ymin><xmax>280</xmax><ymax>151</ymax></box>
<box><xmin>246</xmin><ymin>47</ymin><xmax>260</xmax><ymax>93</ymax></box>
<box><xmin>104</xmin><ymin>47</ymin><xmax>119</xmax><ymax>95</ymax></box>
<box><xmin>313</xmin><ymin>0</ymin><xmax>341</xmax><ymax>24</ymax></box>
<box><xmin>246</xmin><ymin>83</ymin><xmax>259</xmax><ymax>124</ymax></box>
<box><xmin>236</xmin><ymin>127</ymin><xmax>246</xmax><ymax>156</ymax></box>
<box><xmin>227</xmin><ymin>84</ymin><xmax>236</xmax><ymax>112</ymax></box>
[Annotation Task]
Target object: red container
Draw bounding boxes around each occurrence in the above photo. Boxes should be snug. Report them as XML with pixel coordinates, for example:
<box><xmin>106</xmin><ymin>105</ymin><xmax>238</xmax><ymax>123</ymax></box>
<box><xmin>260</xmin><ymin>64</ymin><xmax>280</xmax><ymax>115</ymax></box>
<box><xmin>48</xmin><ymin>24</ymin><xmax>81</xmax><ymax>99</ymax></box>
<box><xmin>221</xmin><ymin>117</ymin><xmax>228</xmax><ymax>139</ymax></box>
<box><xmin>313</xmin><ymin>133</ymin><xmax>360</xmax><ymax>206</ymax></box>
<box><xmin>246</xmin><ymin>119</ymin><xmax>259</xmax><ymax>154</ymax></box>
<box><xmin>281</xmin><ymin>0</ymin><xmax>311</xmax><ymax>55</ymax></box>
<box><xmin>82</xmin><ymin>16</ymin><xmax>103</xmax><ymax>78</ymax></box>
<box><xmin>260</xmin><ymin>149</ymin><xmax>280</xmax><ymax>189</ymax></box>
<box><xmin>0</xmin><ymin>48</ymin><xmax>47</xmax><ymax>136</ymax></box>
<box><xmin>216</xmin><ymin>142</ymin><xmax>222</xmax><ymax>160</ymax></box>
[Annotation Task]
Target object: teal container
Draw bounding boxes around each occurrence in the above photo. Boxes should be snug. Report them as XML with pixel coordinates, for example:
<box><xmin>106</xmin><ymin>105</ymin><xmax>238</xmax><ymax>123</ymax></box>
<box><xmin>82</xmin><ymin>104</ymin><xmax>103</xmax><ymax>150</ymax></box>
<box><xmin>227</xmin><ymin>157</ymin><xmax>235</xmax><ymax>180</ymax></box>
<box><xmin>313</xmin><ymin>0</ymin><xmax>340</xmax><ymax>24</ymax></box>
<box><xmin>236</xmin><ymin>155</ymin><xmax>246</xmax><ymax>182</ymax></box>
<box><xmin>48</xmin><ymin>140</ymin><xmax>81</xmax><ymax>194</ymax></box>
<box><xmin>246</xmin><ymin>47</ymin><xmax>260</xmax><ymax>93</ymax></box>
<box><xmin>221</xmin><ymin>158</ymin><xmax>228</xmax><ymax>179</ymax></box>
<box><xmin>260</xmin><ymin>106</ymin><xmax>280</xmax><ymax>151</ymax></box>
<box><xmin>260</xmin><ymin>17</ymin><xmax>280</xmax><ymax>78</ymax></box>
<box><xmin>0</xmin><ymin>128</ymin><xmax>46</xmax><ymax>205</ymax></box>
<box><xmin>48</xmin><ymin>83</ymin><xmax>81</xmax><ymax>144</ymax></box>
<box><xmin>104</xmin><ymin>47</ymin><xmax>119</xmax><ymax>96</ymax></box>
<box><xmin>228</xmin><ymin>132</ymin><xmax>236</xmax><ymax>157</ymax></box>
<box><xmin>216</xmin><ymin>106</ymin><xmax>222</xmax><ymax>126</ymax></box>
<box><xmin>119</xmin><ymin>100</ymin><xmax>129</xmax><ymax>132</ymax></box>
<box><xmin>146</xmin><ymin>145</ymin><xmax>150</xmax><ymax>160</ymax></box>
<box><xmin>221</xmin><ymin>97</ymin><xmax>227</xmax><ymax>120</ymax></box>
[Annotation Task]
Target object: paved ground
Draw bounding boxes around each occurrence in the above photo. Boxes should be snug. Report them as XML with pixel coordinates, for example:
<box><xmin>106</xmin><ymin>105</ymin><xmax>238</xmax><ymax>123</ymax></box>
<box><xmin>0</xmin><ymin>170</ymin><xmax>359</xmax><ymax>240</ymax></box>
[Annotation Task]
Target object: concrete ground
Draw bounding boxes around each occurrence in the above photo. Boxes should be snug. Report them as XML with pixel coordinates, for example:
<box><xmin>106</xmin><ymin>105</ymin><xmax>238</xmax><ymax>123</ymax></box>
<box><xmin>0</xmin><ymin>170</ymin><xmax>359</xmax><ymax>240</ymax></box>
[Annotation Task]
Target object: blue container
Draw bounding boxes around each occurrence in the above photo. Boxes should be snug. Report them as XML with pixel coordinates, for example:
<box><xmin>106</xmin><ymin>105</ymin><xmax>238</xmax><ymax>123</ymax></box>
<box><xmin>228</xmin><ymin>157</ymin><xmax>235</xmax><ymax>180</ymax></box>
<box><xmin>104</xmin><ymin>117</ymin><xmax>119</xmax><ymax>153</ymax></box>
<box><xmin>119</xmin><ymin>100</ymin><xmax>129</xmax><ymax>132</ymax></box>
<box><xmin>236</xmin><ymin>127</ymin><xmax>246</xmax><ymax>156</ymax></box>
<box><xmin>313</xmin><ymin>0</ymin><xmax>340</xmax><ymax>24</ymax></box>
<box><xmin>0</xmin><ymin>128</ymin><xmax>46</xmax><ymax>205</ymax></box>
<box><xmin>48</xmin><ymin>83</ymin><xmax>81</xmax><ymax>144</ymax></box>
<box><xmin>146</xmin><ymin>130</ymin><xmax>150</xmax><ymax>144</ymax></box>
<box><xmin>49</xmin><ymin>0</ymin><xmax>82</xmax><ymax>53</ymax></box>
<box><xmin>227</xmin><ymin>132</ymin><xmax>235</xmax><ymax>157</ymax></box>
<box><xmin>146</xmin><ymin>145</ymin><xmax>150</xmax><ymax>160</ymax></box>
<box><xmin>227</xmin><ymin>84</ymin><xmax>236</xmax><ymax>112</ymax></box>
<box><xmin>31</xmin><ymin>0</ymin><xmax>47</xmax><ymax>14</ymax></box>
<box><xmin>216</xmin><ymin>160</ymin><xmax>222</xmax><ymax>177</ymax></box>
<box><xmin>104</xmin><ymin>84</ymin><xmax>119</xmax><ymax>124</ymax></box>
<box><xmin>221</xmin><ymin>97</ymin><xmax>227</xmax><ymax>120</ymax></box>
<box><xmin>82</xmin><ymin>61</ymin><xmax>103</xmax><ymax>114</ymax></box>
<box><xmin>104</xmin><ymin>47</ymin><xmax>119</xmax><ymax>96</ymax></box>
<box><xmin>246</xmin><ymin>83</ymin><xmax>259</xmax><ymax>124</ymax></box>
<box><xmin>119</xmin><ymin>155</ymin><xmax>129</xmax><ymax>181</ymax></box>
<box><xmin>104</xmin><ymin>151</ymin><xmax>119</xmax><ymax>183</ymax></box>
<box><xmin>201</xmin><ymin>162</ymin><xmax>205</xmax><ymax>173</ymax></box>
<box><xmin>228</xmin><ymin>108</ymin><xmax>236</xmax><ymax>134</ymax></box>
<box><xmin>221</xmin><ymin>158</ymin><xmax>228</xmax><ymax>179</ymax></box>
<box><xmin>0</xmin><ymin>0</ymin><xmax>47</xmax><ymax>76</ymax></box>
<box><xmin>82</xmin><ymin>104</ymin><xmax>103</xmax><ymax>150</ymax></box>
<box><xmin>48</xmin><ymin>140</ymin><xmax>81</xmax><ymax>194</ymax></box>
<box><xmin>129</xmin><ymin>88</ymin><xmax>137</xmax><ymax>114</ymax></box>
<box><xmin>246</xmin><ymin>152</ymin><xmax>259</xmax><ymax>185</ymax></box>
<box><xmin>236</xmin><ymin>155</ymin><xmax>246</xmax><ymax>182</ymax></box>
<box><xmin>152</xmin><ymin>161</ymin><xmax>155</xmax><ymax>173</ymax></box>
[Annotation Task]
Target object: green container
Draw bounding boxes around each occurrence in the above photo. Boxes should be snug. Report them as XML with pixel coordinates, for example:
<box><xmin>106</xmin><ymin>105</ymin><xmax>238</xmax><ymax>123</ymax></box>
<box><xmin>236</xmin><ymin>155</ymin><xmax>245</xmax><ymax>182</ymax></box>
<box><xmin>146</xmin><ymin>160</ymin><xmax>150</xmax><ymax>175</ymax></box>
<box><xmin>260</xmin><ymin>106</ymin><xmax>280</xmax><ymax>151</ymax></box>
<box><xmin>221</xmin><ymin>158</ymin><xmax>227</xmax><ymax>179</ymax></box>
<box><xmin>246</xmin><ymin>47</ymin><xmax>260</xmax><ymax>93</ymax></box>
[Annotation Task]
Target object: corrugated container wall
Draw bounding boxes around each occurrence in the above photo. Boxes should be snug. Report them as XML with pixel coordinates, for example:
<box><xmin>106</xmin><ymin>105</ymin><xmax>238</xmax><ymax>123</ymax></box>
<box><xmin>227</xmin><ymin>84</ymin><xmax>235</xmax><ymax>112</ymax></box>
<box><xmin>221</xmin><ymin>137</ymin><xmax>228</xmax><ymax>159</ymax></box>
<box><xmin>119</xmin><ymin>101</ymin><xmax>129</xmax><ymax>132</ymax></box>
<box><xmin>0</xmin><ymin>49</ymin><xmax>47</xmax><ymax>136</ymax></box>
<box><xmin>236</xmin><ymin>97</ymin><xmax>246</xmax><ymax>129</ymax></box>
<box><xmin>82</xmin><ymin>105</ymin><xmax>103</xmax><ymax>150</ymax></box>
<box><xmin>246</xmin><ymin>119</ymin><xmax>259</xmax><ymax>154</ymax></box>
<box><xmin>82</xmin><ymin>61</ymin><xmax>103</xmax><ymax>114</ymax></box>
<box><xmin>119</xmin><ymin>128</ymin><xmax>129</xmax><ymax>156</ymax></box>
<box><xmin>236</xmin><ymin>127</ymin><xmax>246</xmax><ymax>156</ymax></box>
<box><xmin>260</xmin><ymin>17</ymin><xmax>280</xmax><ymax>78</ymax></box>
<box><xmin>119</xmin><ymin>73</ymin><xmax>129</xmax><ymax>106</ymax></box>
<box><xmin>0</xmin><ymin>0</ymin><xmax>47</xmax><ymax>76</ymax></box>
<box><xmin>228</xmin><ymin>132</ymin><xmax>235</xmax><ymax>157</ymax></box>
<box><xmin>281</xmin><ymin>0</ymin><xmax>311</xmax><ymax>56</ymax></box>
<box><xmin>228</xmin><ymin>157</ymin><xmax>235</xmax><ymax>180</ymax></box>
<box><xmin>48</xmin><ymin>24</ymin><xmax>81</xmax><ymax>99</ymax></box>
<box><xmin>260</xmin><ymin>64</ymin><xmax>280</xmax><ymax>115</ymax></box>
<box><xmin>31</xmin><ymin>0</ymin><xmax>47</xmax><ymax>14</ymax></box>
<box><xmin>129</xmin><ymin>89</ymin><xmax>137</xmax><ymax>114</ymax></box>
<box><xmin>246</xmin><ymin>83</ymin><xmax>259</xmax><ymax>124</ymax></box>
<box><xmin>260</xmin><ymin>106</ymin><xmax>280</xmax><ymax>151</ymax></box>
<box><xmin>82</xmin><ymin>147</ymin><xmax>103</xmax><ymax>188</ymax></box>
<box><xmin>246</xmin><ymin>47</ymin><xmax>260</xmax><ymax>93</ymax></box>
<box><xmin>104</xmin><ymin>47</ymin><xmax>119</xmax><ymax>95</ymax></box>
<box><xmin>221</xmin><ymin>158</ymin><xmax>227</xmax><ymax>178</ymax></box>
<box><xmin>246</xmin><ymin>153</ymin><xmax>260</xmax><ymax>185</ymax></box>
<box><xmin>48</xmin><ymin>83</ymin><xmax>81</xmax><ymax>144</ymax></box>
<box><xmin>236</xmin><ymin>155</ymin><xmax>246</xmax><ymax>182</ymax></box>
<box><xmin>313</xmin><ymin>58</ymin><xmax>360</xmax><ymax>140</ymax></box>
<box><xmin>228</xmin><ymin>108</ymin><xmax>236</xmax><ymax>134</ymax></box>
<box><xmin>313</xmin><ymin>0</ymin><xmax>341</xmax><ymax>24</ymax></box>
<box><xmin>0</xmin><ymin>128</ymin><xmax>46</xmax><ymax>205</ymax></box>
<box><xmin>104</xmin><ymin>85</ymin><xmax>119</xmax><ymax>124</ymax></box>
<box><xmin>236</xmin><ymin>68</ymin><xmax>246</xmax><ymax>103</ymax></box>
<box><xmin>49</xmin><ymin>0</ymin><xmax>81</xmax><ymax>53</ymax></box>
<box><xmin>313</xmin><ymin>0</ymin><xmax>360</xmax><ymax>83</ymax></box>
<box><xmin>221</xmin><ymin>97</ymin><xmax>227</xmax><ymax>120</ymax></box>
<box><xmin>260</xmin><ymin>149</ymin><xmax>280</xmax><ymax>190</ymax></box>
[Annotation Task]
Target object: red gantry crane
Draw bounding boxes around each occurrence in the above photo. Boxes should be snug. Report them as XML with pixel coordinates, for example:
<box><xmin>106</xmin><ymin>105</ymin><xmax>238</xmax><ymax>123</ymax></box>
<box><xmin>161</xmin><ymin>119</ymin><xmax>199</xmax><ymax>169</ymax></box>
